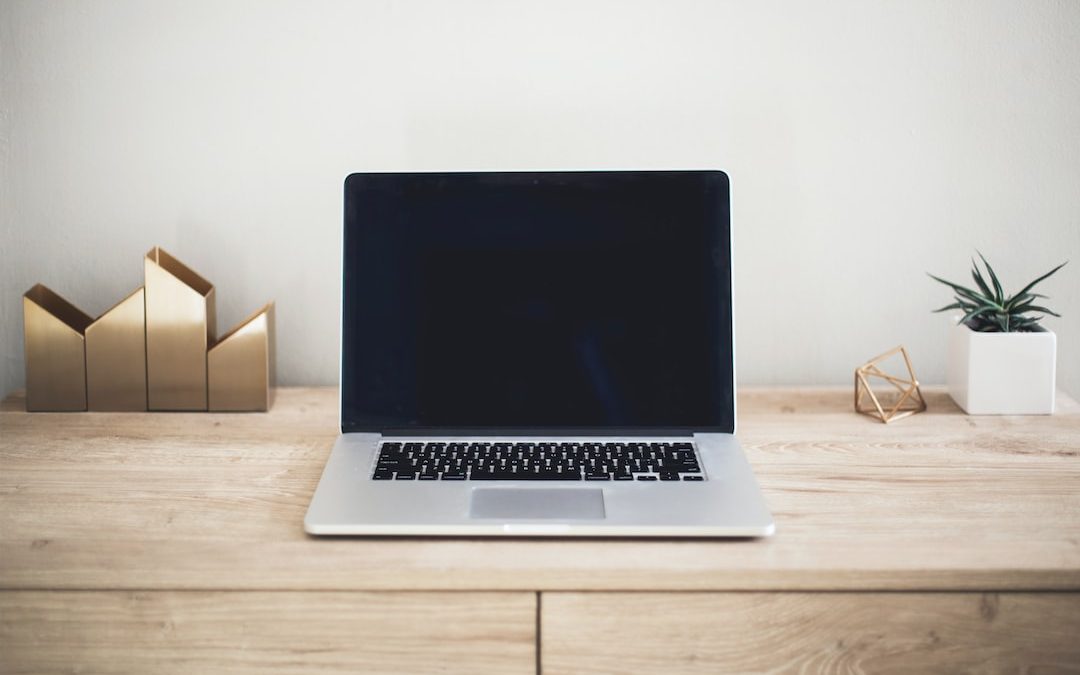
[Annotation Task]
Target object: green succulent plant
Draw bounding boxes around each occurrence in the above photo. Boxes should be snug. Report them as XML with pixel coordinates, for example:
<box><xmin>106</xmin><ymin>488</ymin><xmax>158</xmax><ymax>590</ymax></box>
<box><xmin>929</xmin><ymin>253</ymin><xmax>1066</xmax><ymax>333</ymax></box>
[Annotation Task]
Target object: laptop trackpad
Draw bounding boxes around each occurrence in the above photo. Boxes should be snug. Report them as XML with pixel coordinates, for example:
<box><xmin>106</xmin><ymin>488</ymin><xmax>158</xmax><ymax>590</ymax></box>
<box><xmin>469</xmin><ymin>488</ymin><xmax>606</xmax><ymax>520</ymax></box>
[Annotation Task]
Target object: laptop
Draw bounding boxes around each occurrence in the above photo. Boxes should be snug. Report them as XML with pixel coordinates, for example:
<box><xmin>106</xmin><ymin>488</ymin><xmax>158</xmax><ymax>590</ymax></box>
<box><xmin>305</xmin><ymin>170</ymin><xmax>774</xmax><ymax>537</ymax></box>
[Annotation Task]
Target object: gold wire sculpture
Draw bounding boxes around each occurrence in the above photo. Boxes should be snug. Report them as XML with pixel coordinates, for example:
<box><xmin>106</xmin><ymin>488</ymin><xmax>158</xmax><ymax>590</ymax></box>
<box><xmin>854</xmin><ymin>345</ymin><xmax>927</xmax><ymax>423</ymax></box>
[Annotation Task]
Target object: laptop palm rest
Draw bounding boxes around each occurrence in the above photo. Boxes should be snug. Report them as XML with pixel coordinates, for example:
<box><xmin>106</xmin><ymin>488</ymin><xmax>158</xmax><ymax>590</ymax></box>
<box><xmin>469</xmin><ymin>488</ymin><xmax>606</xmax><ymax>520</ymax></box>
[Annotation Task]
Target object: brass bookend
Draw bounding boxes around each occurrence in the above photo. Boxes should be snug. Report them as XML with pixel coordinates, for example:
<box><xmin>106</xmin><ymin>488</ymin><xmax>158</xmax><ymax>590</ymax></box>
<box><xmin>144</xmin><ymin>247</ymin><xmax>216</xmax><ymax>411</ymax></box>
<box><xmin>23</xmin><ymin>284</ymin><xmax>93</xmax><ymax>411</ymax></box>
<box><xmin>208</xmin><ymin>303</ymin><xmax>275</xmax><ymax>411</ymax></box>
<box><xmin>86</xmin><ymin>287</ymin><xmax>147</xmax><ymax>411</ymax></box>
<box><xmin>854</xmin><ymin>345</ymin><xmax>927</xmax><ymax>423</ymax></box>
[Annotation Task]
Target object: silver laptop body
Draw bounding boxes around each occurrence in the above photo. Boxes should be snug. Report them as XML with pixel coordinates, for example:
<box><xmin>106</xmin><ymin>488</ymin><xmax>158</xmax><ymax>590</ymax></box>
<box><xmin>305</xmin><ymin>171</ymin><xmax>774</xmax><ymax>537</ymax></box>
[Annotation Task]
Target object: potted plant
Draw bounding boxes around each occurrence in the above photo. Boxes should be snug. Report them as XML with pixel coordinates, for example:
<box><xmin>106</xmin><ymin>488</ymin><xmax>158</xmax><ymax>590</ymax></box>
<box><xmin>929</xmin><ymin>253</ymin><xmax>1066</xmax><ymax>415</ymax></box>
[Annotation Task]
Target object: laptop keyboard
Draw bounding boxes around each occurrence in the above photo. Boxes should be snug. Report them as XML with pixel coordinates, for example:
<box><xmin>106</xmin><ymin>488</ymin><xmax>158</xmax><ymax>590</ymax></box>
<box><xmin>371</xmin><ymin>441</ymin><xmax>705</xmax><ymax>481</ymax></box>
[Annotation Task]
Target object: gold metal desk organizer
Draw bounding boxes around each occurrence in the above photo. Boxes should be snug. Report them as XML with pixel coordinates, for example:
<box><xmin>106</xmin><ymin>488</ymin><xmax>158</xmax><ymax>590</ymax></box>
<box><xmin>23</xmin><ymin>284</ymin><xmax>93</xmax><ymax>411</ymax></box>
<box><xmin>86</xmin><ymin>287</ymin><xmax>147</xmax><ymax>411</ymax></box>
<box><xmin>22</xmin><ymin>247</ymin><xmax>274</xmax><ymax>412</ymax></box>
<box><xmin>209</xmin><ymin>303</ymin><xmax>275</xmax><ymax>412</ymax></box>
<box><xmin>144</xmin><ymin>247</ymin><xmax>216</xmax><ymax>411</ymax></box>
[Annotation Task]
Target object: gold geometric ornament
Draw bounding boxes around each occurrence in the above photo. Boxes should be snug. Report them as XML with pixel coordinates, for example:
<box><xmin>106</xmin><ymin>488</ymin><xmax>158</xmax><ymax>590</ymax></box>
<box><xmin>854</xmin><ymin>345</ymin><xmax>927</xmax><ymax>423</ymax></box>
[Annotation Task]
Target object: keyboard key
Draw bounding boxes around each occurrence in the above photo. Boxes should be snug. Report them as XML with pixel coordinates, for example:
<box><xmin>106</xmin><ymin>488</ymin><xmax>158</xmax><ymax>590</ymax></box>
<box><xmin>683</xmin><ymin>475</ymin><xmax>704</xmax><ymax>481</ymax></box>
<box><xmin>636</xmin><ymin>475</ymin><xmax>658</xmax><ymax>481</ymax></box>
<box><xmin>528</xmin><ymin>473</ymin><xmax>582</xmax><ymax>481</ymax></box>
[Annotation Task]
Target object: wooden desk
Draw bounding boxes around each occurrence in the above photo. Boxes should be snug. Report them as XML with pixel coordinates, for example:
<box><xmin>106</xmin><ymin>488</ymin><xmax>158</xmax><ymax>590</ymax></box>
<box><xmin>2</xmin><ymin>387</ymin><xmax>1078</xmax><ymax>673</ymax></box>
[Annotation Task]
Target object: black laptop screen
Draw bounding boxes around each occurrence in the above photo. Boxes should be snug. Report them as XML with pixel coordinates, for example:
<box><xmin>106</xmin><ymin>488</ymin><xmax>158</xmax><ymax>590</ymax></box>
<box><xmin>341</xmin><ymin>171</ymin><xmax>733</xmax><ymax>432</ymax></box>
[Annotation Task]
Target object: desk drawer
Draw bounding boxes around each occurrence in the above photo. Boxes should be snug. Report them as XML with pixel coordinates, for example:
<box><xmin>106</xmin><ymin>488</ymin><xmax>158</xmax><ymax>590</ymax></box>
<box><xmin>541</xmin><ymin>592</ymin><xmax>1080</xmax><ymax>674</ymax></box>
<box><xmin>0</xmin><ymin>590</ymin><xmax>535</xmax><ymax>674</ymax></box>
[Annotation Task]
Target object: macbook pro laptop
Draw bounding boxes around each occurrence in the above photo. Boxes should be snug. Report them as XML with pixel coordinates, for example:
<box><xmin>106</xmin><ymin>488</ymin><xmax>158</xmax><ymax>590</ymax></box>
<box><xmin>305</xmin><ymin>170</ymin><xmax>774</xmax><ymax>536</ymax></box>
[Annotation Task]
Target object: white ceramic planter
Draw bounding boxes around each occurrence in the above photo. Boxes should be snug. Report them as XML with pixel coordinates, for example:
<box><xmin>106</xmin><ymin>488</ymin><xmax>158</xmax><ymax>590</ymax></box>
<box><xmin>946</xmin><ymin>319</ymin><xmax>1056</xmax><ymax>415</ymax></box>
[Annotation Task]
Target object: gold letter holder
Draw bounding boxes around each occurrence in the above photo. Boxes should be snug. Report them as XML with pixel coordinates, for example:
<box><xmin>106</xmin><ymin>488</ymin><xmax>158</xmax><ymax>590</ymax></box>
<box><xmin>22</xmin><ymin>247</ymin><xmax>274</xmax><ymax>412</ymax></box>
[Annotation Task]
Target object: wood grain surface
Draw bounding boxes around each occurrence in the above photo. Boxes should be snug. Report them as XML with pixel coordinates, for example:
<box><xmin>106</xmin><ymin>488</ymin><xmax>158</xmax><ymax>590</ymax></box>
<box><xmin>541</xmin><ymin>592</ymin><xmax>1080</xmax><ymax>674</ymax></box>
<box><xmin>0</xmin><ymin>591</ymin><xmax>535</xmax><ymax>674</ymax></box>
<box><xmin>2</xmin><ymin>386</ymin><xmax>1079</xmax><ymax>591</ymax></box>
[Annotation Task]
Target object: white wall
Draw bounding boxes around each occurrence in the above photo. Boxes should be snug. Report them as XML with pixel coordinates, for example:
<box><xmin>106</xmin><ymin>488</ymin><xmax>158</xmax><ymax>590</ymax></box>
<box><xmin>3</xmin><ymin>0</ymin><xmax>1078</xmax><ymax>401</ymax></box>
